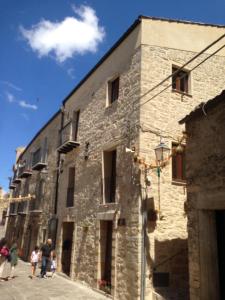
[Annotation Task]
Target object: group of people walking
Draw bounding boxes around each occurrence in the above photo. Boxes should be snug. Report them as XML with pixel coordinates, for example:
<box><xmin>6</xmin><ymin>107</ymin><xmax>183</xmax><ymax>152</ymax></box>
<box><xmin>31</xmin><ymin>238</ymin><xmax>57</xmax><ymax>278</ymax></box>
<box><xmin>0</xmin><ymin>237</ymin><xmax>56</xmax><ymax>281</ymax></box>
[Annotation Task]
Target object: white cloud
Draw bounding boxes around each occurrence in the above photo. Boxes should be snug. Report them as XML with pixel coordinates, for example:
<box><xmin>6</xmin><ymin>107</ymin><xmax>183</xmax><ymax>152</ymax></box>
<box><xmin>19</xmin><ymin>100</ymin><xmax>38</xmax><ymax>110</ymax></box>
<box><xmin>5</xmin><ymin>91</ymin><xmax>15</xmax><ymax>103</ymax></box>
<box><xmin>0</xmin><ymin>80</ymin><xmax>22</xmax><ymax>92</ymax></box>
<box><xmin>5</xmin><ymin>91</ymin><xmax>38</xmax><ymax>111</ymax></box>
<box><xmin>20</xmin><ymin>5</ymin><xmax>105</xmax><ymax>63</ymax></box>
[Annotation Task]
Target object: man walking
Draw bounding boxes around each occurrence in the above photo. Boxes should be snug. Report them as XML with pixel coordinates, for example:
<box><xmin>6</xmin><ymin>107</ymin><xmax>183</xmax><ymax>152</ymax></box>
<box><xmin>40</xmin><ymin>239</ymin><xmax>53</xmax><ymax>278</ymax></box>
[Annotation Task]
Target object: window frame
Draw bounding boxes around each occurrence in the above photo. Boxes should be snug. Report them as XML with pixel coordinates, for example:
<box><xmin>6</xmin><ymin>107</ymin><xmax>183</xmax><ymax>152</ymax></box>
<box><xmin>172</xmin><ymin>65</ymin><xmax>190</xmax><ymax>95</ymax></box>
<box><xmin>107</xmin><ymin>76</ymin><xmax>120</xmax><ymax>106</ymax></box>
<box><xmin>102</xmin><ymin>148</ymin><xmax>117</xmax><ymax>204</ymax></box>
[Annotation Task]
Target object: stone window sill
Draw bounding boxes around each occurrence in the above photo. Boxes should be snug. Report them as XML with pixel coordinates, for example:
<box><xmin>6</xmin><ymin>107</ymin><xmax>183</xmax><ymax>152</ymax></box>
<box><xmin>172</xmin><ymin>89</ymin><xmax>192</xmax><ymax>98</ymax></box>
<box><xmin>171</xmin><ymin>180</ymin><xmax>187</xmax><ymax>186</ymax></box>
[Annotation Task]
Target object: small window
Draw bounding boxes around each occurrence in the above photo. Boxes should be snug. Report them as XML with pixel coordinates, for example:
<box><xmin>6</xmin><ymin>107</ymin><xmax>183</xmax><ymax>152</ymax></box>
<box><xmin>103</xmin><ymin>149</ymin><xmax>117</xmax><ymax>203</ymax></box>
<box><xmin>108</xmin><ymin>77</ymin><xmax>119</xmax><ymax>104</ymax></box>
<box><xmin>172</xmin><ymin>143</ymin><xmax>186</xmax><ymax>182</ymax></box>
<box><xmin>67</xmin><ymin>167</ymin><xmax>75</xmax><ymax>207</ymax></box>
<box><xmin>172</xmin><ymin>66</ymin><xmax>189</xmax><ymax>94</ymax></box>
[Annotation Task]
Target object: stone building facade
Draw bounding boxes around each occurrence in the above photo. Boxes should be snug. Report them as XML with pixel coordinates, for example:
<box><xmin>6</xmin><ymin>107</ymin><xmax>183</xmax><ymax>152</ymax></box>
<box><xmin>6</xmin><ymin>16</ymin><xmax>225</xmax><ymax>300</ymax></box>
<box><xmin>6</xmin><ymin>112</ymin><xmax>60</xmax><ymax>259</ymax></box>
<box><xmin>180</xmin><ymin>90</ymin><xmax>225</xmax><ymax>300</ymax></box>
<box><xmin>0</xmin><ymin>187</ymin><xmax>9</xmax><ymax>237</ymax></box>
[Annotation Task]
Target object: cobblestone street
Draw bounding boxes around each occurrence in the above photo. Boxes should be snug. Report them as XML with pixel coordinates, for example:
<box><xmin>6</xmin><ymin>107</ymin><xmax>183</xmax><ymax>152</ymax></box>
<box><xmin>0</xmin><ymin>260</ymin><xmax>108</xmax><ymax>300</ymax></box>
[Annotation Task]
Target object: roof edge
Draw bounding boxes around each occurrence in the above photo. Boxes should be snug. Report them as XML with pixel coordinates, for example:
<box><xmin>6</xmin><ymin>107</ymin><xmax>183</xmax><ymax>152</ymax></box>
<box><xmin>140</xmin><ymin>15</ymin><xmax>225</xmax><ymax>28</ymax></box>
<box><xmin>62</xmin><ymin>16</ymin><xmax>142</xmax><ymax>105</ymax></box>
<box><xmin>179</xmin><ymin>89</ymin><xmax>225</xmax><ymax>124</ymax></box>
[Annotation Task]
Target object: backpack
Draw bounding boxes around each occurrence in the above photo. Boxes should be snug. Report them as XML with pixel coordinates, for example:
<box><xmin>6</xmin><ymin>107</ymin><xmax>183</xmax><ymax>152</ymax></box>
<box><xmin>0</xmin><ymin>246</ymin><xmax>9</xmax><ymax>257</ymax></box>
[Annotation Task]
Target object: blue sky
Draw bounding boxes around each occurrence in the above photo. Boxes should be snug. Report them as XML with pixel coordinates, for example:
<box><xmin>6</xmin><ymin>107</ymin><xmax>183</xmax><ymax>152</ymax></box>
<box><xmin>1</xmin><ymin>0</ymin><xmax>225</xmax><ymax>192</ymax></box>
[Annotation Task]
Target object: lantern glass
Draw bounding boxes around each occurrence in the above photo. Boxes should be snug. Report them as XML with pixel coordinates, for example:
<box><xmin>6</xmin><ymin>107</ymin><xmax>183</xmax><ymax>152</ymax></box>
<box><xmin>154</xmin><ymin>142</ymin><xmax>170</xmax><ymax>162</ymax></box>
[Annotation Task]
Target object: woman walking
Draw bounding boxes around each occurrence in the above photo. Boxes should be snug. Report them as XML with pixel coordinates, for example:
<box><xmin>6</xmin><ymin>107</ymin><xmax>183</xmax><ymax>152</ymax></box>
<box><xmin>8</xmin><ymin>242</ymin><xmax>18</xmax><ymax>280</ymax></box>
<box><xmin>0</xmin><ymin>238</ymin><xmax>10</xmax><ymax>281</ymax></box>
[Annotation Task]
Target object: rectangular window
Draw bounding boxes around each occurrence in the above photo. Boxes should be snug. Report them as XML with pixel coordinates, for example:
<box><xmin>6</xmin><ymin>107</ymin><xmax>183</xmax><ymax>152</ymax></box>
<box><xmin>67</xmin><ymin>167</ymin><xmax>75</xmax><ymax>207</ymax></box>
<box><xmin>172</xmin><ymin>143</ymin><xmax>186</xmax><ymax>181</ymax></box>
<box><xmin>73</xmin><ymin>110</ymin><xmax>80</xmax><ymax>141</ymax></box>
<box><xmin>108</xmin><ymin>77</ymin><xmax>119</xmax><ymax>104</ymax></box>
<box><xmin>172</xmin><ymin>66</ymin><xmax>189</xmax><ymax>94</ymax></box>
<box><xmin>103</xmin><ymin>150</ymin><xmax>117</xmax><ymax>203</ymax></box>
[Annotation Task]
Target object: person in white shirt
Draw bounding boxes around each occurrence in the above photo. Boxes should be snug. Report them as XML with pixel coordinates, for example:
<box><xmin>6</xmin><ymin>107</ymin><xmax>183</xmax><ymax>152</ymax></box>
<box><xmin>30</xmin><ymin>246</ymin><xmax>40</xmax><ymax>278</ymax></box>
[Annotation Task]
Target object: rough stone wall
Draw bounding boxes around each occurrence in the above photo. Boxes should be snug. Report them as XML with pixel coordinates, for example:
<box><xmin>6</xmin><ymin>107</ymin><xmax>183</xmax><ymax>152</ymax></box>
<box><xmin>6</xmin><ymin>113</ymin><xmax>60</xmax><ymax>257</ymax></box>
<box><xmin>57</xmin><ymin>47</ymin><xmax>142</xmax><ymax>299</ymax></box>
<box><xmin>139</xmin><ymin>44</ymin><xmax>225</xmax><ymax>299</ymax></box>
<box><xmin>185</xmin><ymin>99</ymin><xmax>225</xmax><ymax>300</ymax></box>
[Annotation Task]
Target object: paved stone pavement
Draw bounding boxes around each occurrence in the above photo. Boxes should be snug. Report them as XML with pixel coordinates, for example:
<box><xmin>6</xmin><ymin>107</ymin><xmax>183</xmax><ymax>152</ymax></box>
<box><xmin>0</xmin><ymin>260</ymin><xmax>109</xmax><ymax>300</ymax></box>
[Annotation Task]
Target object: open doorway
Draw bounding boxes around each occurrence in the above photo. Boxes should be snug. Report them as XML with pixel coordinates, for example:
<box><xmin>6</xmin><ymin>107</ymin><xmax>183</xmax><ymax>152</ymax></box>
<box><xmin>216</xmin><ymin>210</ymin><xmax>225</xmax><ymax>299</ymax></box>
<box><xmin>99</xmin><ymin>220</ymin><xmax>113</xmax><ymax>294</ymax></box>
<box><xmin>61</xmin><ymin>222</ymin><xmax>74</xmax><ymax>276</ymax></box>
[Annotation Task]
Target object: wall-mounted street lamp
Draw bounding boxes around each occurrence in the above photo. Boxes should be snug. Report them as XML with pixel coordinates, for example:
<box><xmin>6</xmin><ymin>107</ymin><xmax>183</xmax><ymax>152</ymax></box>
<box><xmin>154</xmin><ymin>140</ymin><xmax>170</xmax><ymax>164</ymax></box>
<box><xmin>126</xmin><ymin>139</ymin><xmax>171</xmax><ymax>220</ymax></box>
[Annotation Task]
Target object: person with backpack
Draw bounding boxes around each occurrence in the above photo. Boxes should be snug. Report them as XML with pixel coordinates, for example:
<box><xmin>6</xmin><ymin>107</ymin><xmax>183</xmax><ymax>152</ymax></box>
<box><xmin>0</xmin><ymin>238</ymin><xmax>10</xmax><ymax>281</ymax></box>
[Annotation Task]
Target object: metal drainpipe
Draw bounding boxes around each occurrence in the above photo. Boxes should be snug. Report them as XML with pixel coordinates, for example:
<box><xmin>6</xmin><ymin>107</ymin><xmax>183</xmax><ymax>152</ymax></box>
<box><xmin>54</xmin><ymin>106</ymin><xmax>64</xmax><ymax>215</ymax></box>
<box><xmin>141</xmin><ymin>191</ymin><xmax>147</xmax><ymax>300</ymax></box>
<box><xmin>51</xmin><ymin>106</ymin><xmax>64</xmax><ymax>248</ymax></box>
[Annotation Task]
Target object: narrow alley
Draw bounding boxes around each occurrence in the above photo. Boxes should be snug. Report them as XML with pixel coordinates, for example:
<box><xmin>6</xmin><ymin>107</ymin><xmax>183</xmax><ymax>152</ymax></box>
<box><xmin>0</xmin><ymin>260</ymin><xmax>108</xmax><ymax>300</ymax></box>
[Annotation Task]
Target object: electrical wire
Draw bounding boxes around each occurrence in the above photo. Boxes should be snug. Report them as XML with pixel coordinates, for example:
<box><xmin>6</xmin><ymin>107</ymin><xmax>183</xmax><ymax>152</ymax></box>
<box><xmin>139</xmin><ymin>32</ymin><xmax>225</xmax><ymax>101</ymax></box>
<box><xmin>139</xmin><ymin>42</ymin><xmax>225</xmax><ymax>108</ymax></box>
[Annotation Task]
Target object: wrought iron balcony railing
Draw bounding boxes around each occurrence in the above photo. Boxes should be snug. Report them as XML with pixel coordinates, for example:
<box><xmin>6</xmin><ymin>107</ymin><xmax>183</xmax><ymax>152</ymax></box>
<box><xmin>9</xmin><ymin>202</ymin><xmax>17</xmax><ymax>216</ymax></box>
<box><xmin>12</xmin><ymin>166</ymin><xmax>22</xmax><ymax>184</ymax></box>
<box><xmin>9</xmin><ymin>177</ymin><xmax>16</xmax><ymax>189</ymax></box>
<box><xmin>32</xmin><ymin>147</ymin><xmax>47</xmax><ymax>171</ymax></box>
<box><xmin>57</xmin><ymin>121</ymin><xmax>80</xmax><ymax>154</ymax></box>
<box><xmin>29</xmin><ymin>198</ymin><xmax>42</xmax><ymax>214</ymax></box>
<box><xmin>18</xmin><ymin>164</ymin><xmax>32</xmax><ymax>178</ymax></box>
<box><xmin>17</xmin><ymin>201</ymin><xmax>28</xmax><ymax>215</ymax></box>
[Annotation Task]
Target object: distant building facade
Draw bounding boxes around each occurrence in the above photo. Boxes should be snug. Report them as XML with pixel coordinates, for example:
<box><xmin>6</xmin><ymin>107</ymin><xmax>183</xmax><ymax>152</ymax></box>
<box><xmin>6</xmin><ymin>16</ymin><xmax>225</xmax><ymax>299</ymax></box>
<box><xmin>6</xmin><ymin>112</ymin><xmax>60</xmax><ymax>258</ymax></box>
<box><xmin>180</xmin><ymin>90</ymin><xmax>225</xmax><ymax>300</ymax></box>
<box><xmin>0</xmin><ymin>187</ymin><xmax>9</xmax><ymax>237</ymax></box>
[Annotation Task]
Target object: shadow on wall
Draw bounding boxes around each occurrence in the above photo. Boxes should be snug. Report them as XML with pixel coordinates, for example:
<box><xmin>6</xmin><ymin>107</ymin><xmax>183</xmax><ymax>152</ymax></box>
<box><xmin>150</xmin><ymin>238</ymin><xmax>189</xmax><ymax>300</ymax></box>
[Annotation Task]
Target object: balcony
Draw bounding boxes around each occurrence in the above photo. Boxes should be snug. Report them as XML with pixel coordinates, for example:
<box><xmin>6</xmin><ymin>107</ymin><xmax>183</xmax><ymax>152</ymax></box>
<box><xmin>57</xmin><ymin>121</ymin><xmax>80</xmax><ymax>154</ymax></box>
<box><xmin>29</xmin><ymin>198</ymin><xmax>42</xmax><ymax>214</ymax></box>
<box><xmin>32</xmin><ymin>148</ymin><xmax>47</xmax><ymax>171</ymax></box>
<box><xmin>9</xmin><ymin>178</ymin><xmax>16</xmax><ymax>189</ymax></box>
<box><xmin>12</xmin><ymin>167</ymin><xmax>22</xmax><ymax>184</ymax></box>
<box><xmin>17</xmin><ymin>201</ymin><xmax>28</xmax><ymax>215</ymax></box>
<box><xmin>9</xmin><ymin>202</ymin><xmax>17</xmax><ymax>216</ymax></box>
<box><xmin>18</xmin><ymin>165</ymin><xmax>32</xmax><ymax>178</ymax></box>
